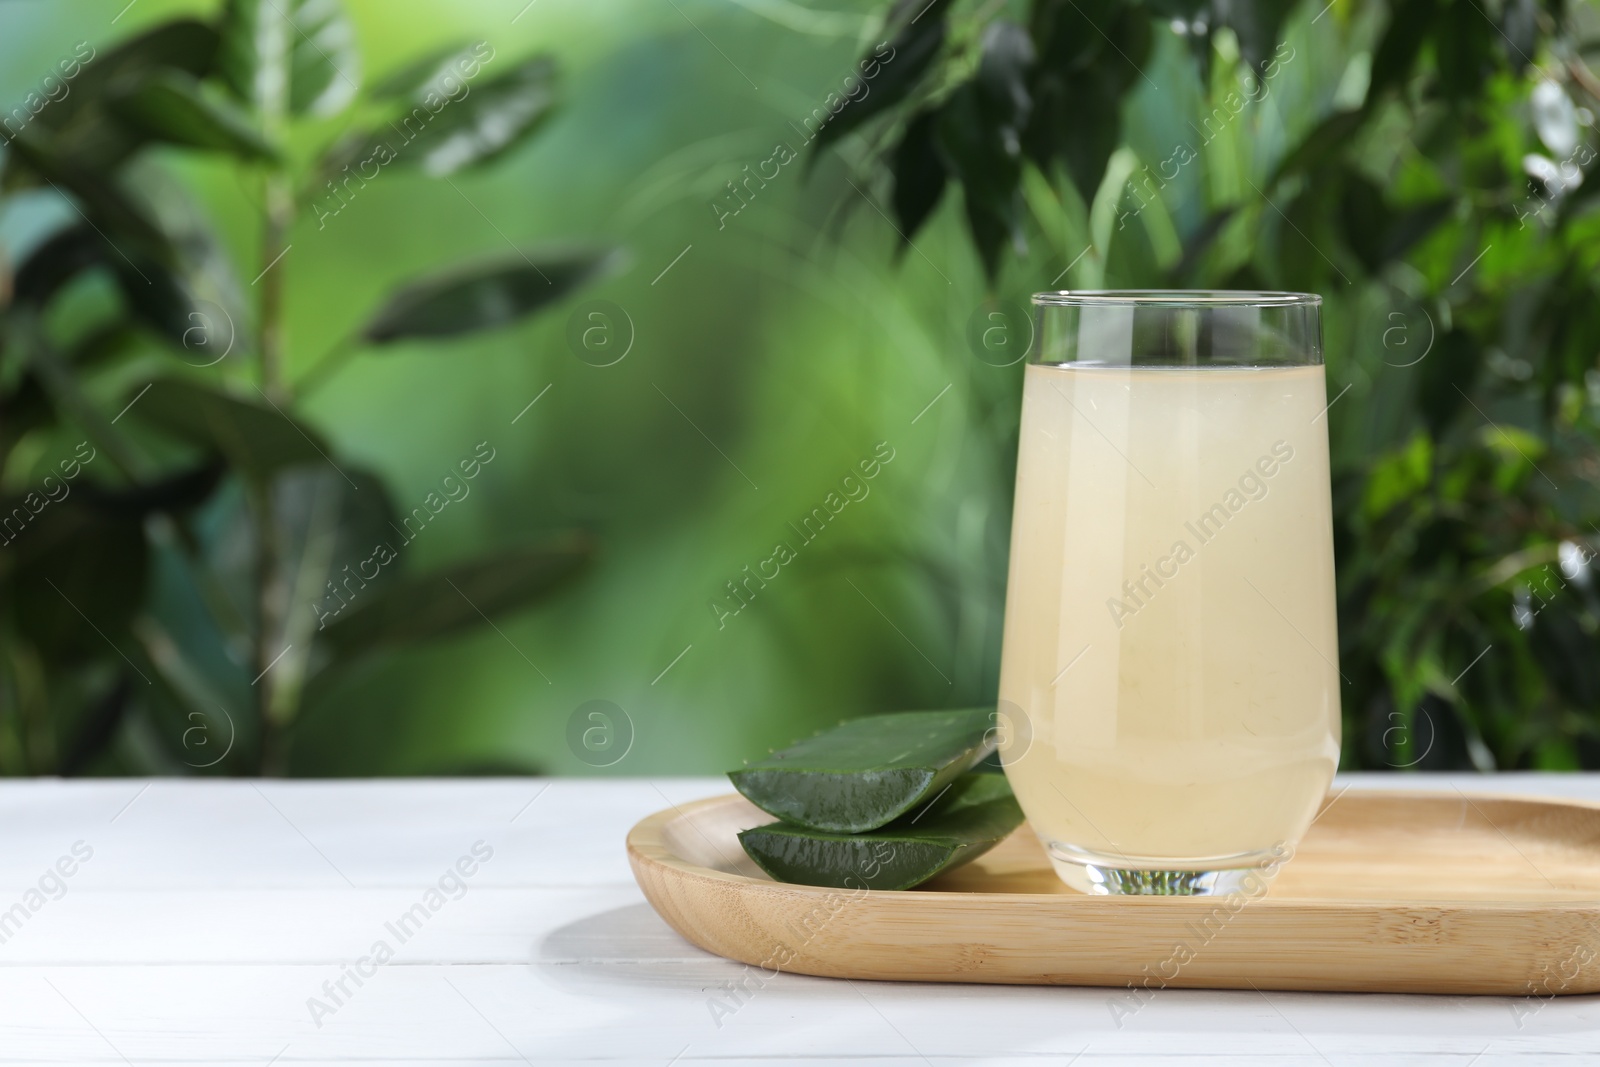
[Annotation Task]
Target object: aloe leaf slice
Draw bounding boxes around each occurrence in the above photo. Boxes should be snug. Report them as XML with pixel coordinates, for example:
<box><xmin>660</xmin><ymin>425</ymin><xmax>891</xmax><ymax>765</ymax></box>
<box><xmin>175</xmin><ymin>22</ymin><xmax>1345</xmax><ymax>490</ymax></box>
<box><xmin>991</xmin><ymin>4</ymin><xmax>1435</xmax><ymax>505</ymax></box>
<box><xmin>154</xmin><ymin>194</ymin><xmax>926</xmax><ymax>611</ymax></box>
<box><xmin>737</xmin><ymin>773</ymin><xmax>1023</xmax><ymax>891</ymax></box>
<box><xmin>728</xmin><ymin>707</ymin><xmax>997</xmax><ymax>833</ymax></box>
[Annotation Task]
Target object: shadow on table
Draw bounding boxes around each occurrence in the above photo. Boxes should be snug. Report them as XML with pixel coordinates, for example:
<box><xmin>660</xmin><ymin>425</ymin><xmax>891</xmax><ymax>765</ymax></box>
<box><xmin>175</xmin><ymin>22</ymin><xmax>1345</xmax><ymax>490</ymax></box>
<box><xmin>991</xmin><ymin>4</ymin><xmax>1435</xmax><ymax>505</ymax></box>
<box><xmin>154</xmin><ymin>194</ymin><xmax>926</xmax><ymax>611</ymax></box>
<box><xmin>535</xmin><ymin>902</ymin><xmax>765</xmax><ymax>993</ymax></box>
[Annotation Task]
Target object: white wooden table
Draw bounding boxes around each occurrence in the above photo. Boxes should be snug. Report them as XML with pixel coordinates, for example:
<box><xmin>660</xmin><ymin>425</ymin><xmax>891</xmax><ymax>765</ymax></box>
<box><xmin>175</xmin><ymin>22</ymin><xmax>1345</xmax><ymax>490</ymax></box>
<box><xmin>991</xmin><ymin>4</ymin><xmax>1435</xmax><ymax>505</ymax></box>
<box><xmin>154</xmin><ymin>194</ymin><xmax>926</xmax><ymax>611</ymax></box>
<box><xmin>1</xmin><ymin>774</ymin><xmax>1596</xmax><ymax>1066</ymax></box>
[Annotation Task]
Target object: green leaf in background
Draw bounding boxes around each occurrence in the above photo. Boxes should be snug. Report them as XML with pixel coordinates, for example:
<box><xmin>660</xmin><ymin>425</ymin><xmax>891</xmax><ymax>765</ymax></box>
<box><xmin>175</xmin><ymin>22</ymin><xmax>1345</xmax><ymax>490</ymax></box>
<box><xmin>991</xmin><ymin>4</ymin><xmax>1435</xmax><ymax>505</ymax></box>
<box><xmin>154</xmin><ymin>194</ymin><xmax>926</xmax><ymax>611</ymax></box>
<box><xmin>367</xmin><ymin>40</ymin><xmax>484</xmax><ymax>100</ymax></box>
<box><xmin>1029</xmin><ymin>0</ymin><xmax>1112</xmax><ymax>73</ymax></box>
<box><xmin>106</xmin><ymin>70</ymin><xmax>282</xmax><ymax>162</ymax></box>
<box><xmin>1072</xmin><ymin>85</ymin><xmax>1127</xmax><ymax>208</ymax></box>
<box><xmin>53</xmin><ymin>19</ymin><xmax>220</xmax><ymax>127</ymax></box>
<box><xmin>217</xmin><ymin>0</ymin><xmax>360</xmax><ymax>118</ymax></box>
<box><xmin>1416</xmin><ymin>329</ymin><xmax>1485</xmax><ymax>438</ymax></box>
<box><xmin>13</xmin><ymin>221</ymin><xmax>197</xmax><ymax>351</ymax></box>
<box><xmin>974</xmin><ymin>19</ymin><xmax>1034</xmax><ymax>126</ymax></box>
<box><xmin>2</xmin><ymin>134</ymin><xmax>177</xmax><ymax>260</ymax></box>
<box><xmin>204</xmin><ymin>465</ymin><xmax>396</xmax><ymax>621</ymax></box>
<box><xmin>1362</xmin><ymin>430</ymin><xmax>1433</xmax><ymax>520</ymax></box>
<box><xmin>0</xmin><ymin>373</ymin><xmax>54</xmax><ymax>464</ymax></box>
<box><xmin>1498</xmin><ymin>0</ymin><xmax>1539</xmax><ymax>75</ymax></box>
<box><xmin>1022</xmin><ymin>0</ymin><xmax>1147</xmax><ymax>202</ymax></box>
<box><xmin>61</xmin><ymin>323</ymin><xmax>146</xmax><ymax>374</ymax></box>
<box><xmin>335</xmin><ymin>52</ymin><xmax>556</xmax><ymax>177</ymax></box>
<box><xmin>3</xmin><ymin>19</ymin><xmax>219</xmax><ymax>180</ymax></box>
<box><xmin>934</xmin><ymin>20</ymin><xmax>1034</xmax><ymax>279</ymax></box>
<box><xmin>73</xmin><ymin>460</ymin><xmax>226</xmax><ymax>518</ymax></box>
<box><xmin>1266</xmin><ymin>108</ymin><xmax>1368</xmax><ymax>188</ymax></box>
<box><xmin>286</xmin><ymin>0</ymin><xmax>360</xmax><ymax>115</ymax></box>
<box><xmin>316</xmin><ymin>535</ymin><xmax>591</xmax><ymax>658</ymax></box>
<box><xmin>132</xmin><ymin>378</ymin><xmax>335</xmax><ymax>478</ymax></box>
<box><xmin>1337</xmin><ymin>173</ymin><xmax>1454</xmax><ymax>273</ymax></box>
<box><xmin>7</xmin><ymin>503</ymin><xmax>149</xmax><ymax>665</ymax></box>
<box><xmin>728</xmin><ymin>708</ymin><xmax>998</xmax><ymax>833</ymax></box>
<box><xmin>12</xmin><ymin>224</ymin><xmax>105</xmax><ymax>306</ymax></box>
<box><xmin>1433</xmin><ymin>0</ymin><xmax>1497</xmax><ymax>100</ymax></box>
<box><xmin>737</xmin><ymin>773</ymin><xmax>1023</xmax><ymax>890</ymax></box>
<box><xmin>890</xmin><ymin>109</ymin><xmax>947</xmax><ymax>246</ymax></box>
<box><xmin>808</xmin><ymin>0</ymin><xmax>953</xmax><ymax>155</ymax></box>
<box><xmin>1149</xmin><ymin>0</ymin><xmax>1294</xmax><ymax>83</ymax></box>
<box><xmin>15</xmin><ymin>226</ymin><xmax>234</xmax><ymax>358</ymax></box>
<box><xmin>1366</xmin><ymin>0</ymin><xmax>1440</xmax><ymax>103</ymax></box>
<box><xmin>1214</xmin><ymin>0</ymin><xmax>1295</xmax><ymax>79</ymax></box>
<box><xmin>360</xmin><ymin>248</ymin><xmax>622</xmax><ymax>344</ymax></box>
<box><xmin>191</xmin><ymin>465</ymin><xmax>400</xmax><ymax>731</ymax></box>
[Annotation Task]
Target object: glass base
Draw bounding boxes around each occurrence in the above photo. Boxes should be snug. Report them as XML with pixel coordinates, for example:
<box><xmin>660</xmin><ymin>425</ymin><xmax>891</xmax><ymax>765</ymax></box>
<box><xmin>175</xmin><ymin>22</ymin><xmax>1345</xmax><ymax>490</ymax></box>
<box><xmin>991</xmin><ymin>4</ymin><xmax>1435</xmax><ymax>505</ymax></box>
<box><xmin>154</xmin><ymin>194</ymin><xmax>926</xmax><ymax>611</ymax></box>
<box><xmin>1047</xmin><ymin>842</ymin><xmax>1285</xmax><ymax>896</ymax></box>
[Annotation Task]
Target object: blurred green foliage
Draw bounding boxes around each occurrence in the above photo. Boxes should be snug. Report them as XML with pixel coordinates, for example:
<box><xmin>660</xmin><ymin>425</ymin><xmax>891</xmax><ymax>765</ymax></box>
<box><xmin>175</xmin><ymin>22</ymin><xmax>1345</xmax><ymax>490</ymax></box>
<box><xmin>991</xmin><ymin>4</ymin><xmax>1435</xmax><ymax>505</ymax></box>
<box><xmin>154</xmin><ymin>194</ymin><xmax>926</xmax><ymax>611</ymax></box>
<box><xmin>0</xmin><ymin>0</ymin><xmax>606</xmax><ymax>773</ymax></box>
<box><xmin>825</xmin><ymin>0</ymin><xmax>1600</xmax><ymax>771</ymax></box>
<box><xmin>0</xmin><ymin>0</ymin><xmax>1597</xmax><ymax>776</ymax></box>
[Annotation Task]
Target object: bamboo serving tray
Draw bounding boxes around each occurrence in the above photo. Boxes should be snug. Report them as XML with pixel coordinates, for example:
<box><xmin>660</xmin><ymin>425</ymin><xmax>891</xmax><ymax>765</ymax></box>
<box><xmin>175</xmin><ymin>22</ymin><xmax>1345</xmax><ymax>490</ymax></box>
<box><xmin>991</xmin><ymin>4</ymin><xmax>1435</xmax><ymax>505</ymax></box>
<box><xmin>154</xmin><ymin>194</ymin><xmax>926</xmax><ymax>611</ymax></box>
<box><xmin>627</xmin><ymin>789</ymin><xmax>1600</xmax><ymax>995</ymax></box>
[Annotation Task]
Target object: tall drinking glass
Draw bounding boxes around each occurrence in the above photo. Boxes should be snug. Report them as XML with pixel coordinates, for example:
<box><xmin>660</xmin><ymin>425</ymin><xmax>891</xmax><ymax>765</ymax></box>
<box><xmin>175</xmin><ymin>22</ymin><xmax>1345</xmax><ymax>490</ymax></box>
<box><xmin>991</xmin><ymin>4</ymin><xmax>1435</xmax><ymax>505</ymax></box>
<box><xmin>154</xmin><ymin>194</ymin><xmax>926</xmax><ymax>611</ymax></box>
<box><xmin>996</xmin><ymin>291</ymin><xmax>1340</xmax><ymax>895</ymax></box>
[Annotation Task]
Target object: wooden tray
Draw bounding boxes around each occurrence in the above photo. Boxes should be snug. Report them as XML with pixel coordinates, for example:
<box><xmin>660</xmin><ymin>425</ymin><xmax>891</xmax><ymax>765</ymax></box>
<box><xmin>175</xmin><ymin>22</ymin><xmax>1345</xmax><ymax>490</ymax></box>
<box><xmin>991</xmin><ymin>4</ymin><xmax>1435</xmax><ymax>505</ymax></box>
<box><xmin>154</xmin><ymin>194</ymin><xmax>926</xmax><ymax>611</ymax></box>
<box><xmin>627</xmin><ymin>789</ymin><xmax>1600</xmax><ymax>995</ymax></box>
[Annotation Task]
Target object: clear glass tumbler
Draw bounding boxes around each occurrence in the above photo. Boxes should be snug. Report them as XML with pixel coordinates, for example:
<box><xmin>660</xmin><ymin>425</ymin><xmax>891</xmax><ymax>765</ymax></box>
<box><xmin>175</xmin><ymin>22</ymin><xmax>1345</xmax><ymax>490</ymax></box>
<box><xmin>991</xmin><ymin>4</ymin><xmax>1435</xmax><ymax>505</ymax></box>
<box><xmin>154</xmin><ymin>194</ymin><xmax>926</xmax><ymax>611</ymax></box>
<box><xmin>996</xmin><ymin>291</ymin><xmax>1340</xmax><ymax>895</ymax></box>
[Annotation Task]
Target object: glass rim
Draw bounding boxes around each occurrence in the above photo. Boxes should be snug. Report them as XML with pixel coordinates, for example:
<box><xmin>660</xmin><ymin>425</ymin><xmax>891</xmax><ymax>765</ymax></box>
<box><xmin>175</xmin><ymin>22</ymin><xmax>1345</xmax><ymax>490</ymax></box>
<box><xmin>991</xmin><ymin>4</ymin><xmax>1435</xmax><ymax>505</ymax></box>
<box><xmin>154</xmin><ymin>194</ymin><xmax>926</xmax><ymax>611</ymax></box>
<box><xmin>1031</xmin><ymin>289</ymin><xmax>1322</xmax><ymax>308</ymax></box>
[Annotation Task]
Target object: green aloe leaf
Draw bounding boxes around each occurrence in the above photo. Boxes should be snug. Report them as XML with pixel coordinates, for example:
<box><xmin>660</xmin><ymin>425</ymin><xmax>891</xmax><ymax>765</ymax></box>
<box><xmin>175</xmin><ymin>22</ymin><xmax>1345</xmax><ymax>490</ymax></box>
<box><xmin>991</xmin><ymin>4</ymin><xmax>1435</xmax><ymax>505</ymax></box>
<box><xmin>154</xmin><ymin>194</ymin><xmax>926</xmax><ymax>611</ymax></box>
<box><xmin>217</xmin><ymin>0</ymin><xmax>361</xmax><ymax>118</ymax></box>
<box><xmin>738</xmin><ymin>773</ymin><xmax>1023</xmax><ymax>891</ymax></box>
<box><xmin>107</xmin><ymin>69</ymin><xmax>281</xmax><ymax>161</ymax></box>
<box><xmin>317</xmin><ymin>534</ymin><xmax>590</xmax><ymax>657</ymax></box>
<box><xmin>361</xmin><ymin>248</ymin><xmax>622</xmax><ymax>344</ymax></box>
<box><xmin>728</xmin><ymin>707</ymin><xmax>998</xmax><ymax>833</ymax></box>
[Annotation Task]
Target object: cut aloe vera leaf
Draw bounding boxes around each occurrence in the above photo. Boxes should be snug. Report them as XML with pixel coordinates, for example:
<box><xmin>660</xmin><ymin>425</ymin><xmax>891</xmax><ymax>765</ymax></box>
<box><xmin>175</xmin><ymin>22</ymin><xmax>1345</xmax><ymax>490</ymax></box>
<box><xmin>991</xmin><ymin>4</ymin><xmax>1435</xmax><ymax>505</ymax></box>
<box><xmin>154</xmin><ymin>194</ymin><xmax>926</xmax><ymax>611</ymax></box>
<box><xmin>728</xmin><ymin>707</ymin><xmax>997</xmax><ymax>833</ymax></box>
<box><xmin>738</xmin><ymin>773</ymin><xmax>1023</xmax><ymax>891</ymax></box>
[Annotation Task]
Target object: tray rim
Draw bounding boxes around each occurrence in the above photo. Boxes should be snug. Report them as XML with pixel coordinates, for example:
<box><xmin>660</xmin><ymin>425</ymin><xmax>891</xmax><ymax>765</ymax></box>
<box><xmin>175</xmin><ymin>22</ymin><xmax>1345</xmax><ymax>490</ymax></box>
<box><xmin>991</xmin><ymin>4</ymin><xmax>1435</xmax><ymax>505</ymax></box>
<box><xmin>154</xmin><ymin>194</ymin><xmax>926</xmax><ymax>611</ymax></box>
<box><xmin>627</xmin><ymin>787</ymin><xmax>1600</xmax><ymax>912</ymax></box>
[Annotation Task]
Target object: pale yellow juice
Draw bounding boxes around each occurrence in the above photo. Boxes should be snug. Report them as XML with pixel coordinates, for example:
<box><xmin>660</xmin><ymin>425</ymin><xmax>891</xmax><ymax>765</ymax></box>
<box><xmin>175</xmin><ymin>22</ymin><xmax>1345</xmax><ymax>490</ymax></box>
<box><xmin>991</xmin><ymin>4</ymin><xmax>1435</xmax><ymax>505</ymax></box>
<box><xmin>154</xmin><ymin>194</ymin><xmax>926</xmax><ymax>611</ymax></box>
<box><xmin>997</xmin><ymin>362</ymin><xmax>1340</xmax><ymax>876</ymax></box>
